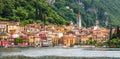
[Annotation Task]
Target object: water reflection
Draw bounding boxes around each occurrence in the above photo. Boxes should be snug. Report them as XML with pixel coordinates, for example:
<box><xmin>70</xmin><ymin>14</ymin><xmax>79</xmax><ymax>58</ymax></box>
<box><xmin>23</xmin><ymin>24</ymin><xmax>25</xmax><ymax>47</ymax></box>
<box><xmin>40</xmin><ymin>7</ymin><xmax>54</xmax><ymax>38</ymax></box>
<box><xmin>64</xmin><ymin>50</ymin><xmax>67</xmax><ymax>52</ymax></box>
<box><xmin>0</xmin><ymin>48</ymin><xmax>120</xmax><ymax>58</ymax></box>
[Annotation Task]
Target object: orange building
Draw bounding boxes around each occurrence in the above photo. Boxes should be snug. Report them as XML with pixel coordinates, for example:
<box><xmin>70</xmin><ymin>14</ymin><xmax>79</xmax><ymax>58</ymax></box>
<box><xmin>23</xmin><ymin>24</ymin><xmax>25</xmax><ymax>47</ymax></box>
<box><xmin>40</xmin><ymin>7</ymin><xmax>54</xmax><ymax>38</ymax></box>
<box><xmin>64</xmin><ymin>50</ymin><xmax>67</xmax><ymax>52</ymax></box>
<box><xmin>52</xmin><ymin>35</ymin><xmax>59</xmax><ymax>46</ymax></box>
<box><xmin>62</xmin><ymin>34</ymin><xmax>77</xmax><ymax>47</ymax></box>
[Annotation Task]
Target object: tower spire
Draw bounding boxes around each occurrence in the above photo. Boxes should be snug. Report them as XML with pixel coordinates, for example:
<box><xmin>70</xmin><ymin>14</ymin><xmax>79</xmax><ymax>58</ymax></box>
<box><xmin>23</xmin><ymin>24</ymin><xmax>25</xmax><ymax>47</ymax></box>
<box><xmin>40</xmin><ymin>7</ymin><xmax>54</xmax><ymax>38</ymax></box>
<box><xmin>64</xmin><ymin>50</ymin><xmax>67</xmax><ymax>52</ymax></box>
<box><xmin>77</xmin><ymin>11</ymin><xmax>82</xmax><ymax>27</ymax></box>
<box><xmin>96</xmin><ymin>20</ymin><xmax>99</xmax><ymax>26</ymax></box>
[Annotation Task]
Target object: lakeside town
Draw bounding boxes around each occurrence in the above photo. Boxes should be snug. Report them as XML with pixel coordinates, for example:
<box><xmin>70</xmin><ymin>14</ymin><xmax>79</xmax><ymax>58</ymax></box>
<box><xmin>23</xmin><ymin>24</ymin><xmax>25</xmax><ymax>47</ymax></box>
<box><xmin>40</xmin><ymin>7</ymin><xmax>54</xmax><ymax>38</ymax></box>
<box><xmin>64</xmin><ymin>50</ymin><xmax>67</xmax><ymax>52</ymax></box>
<box><xmin>0</xmin><ymin>21</ymin><xmax>112</xmax><ymax>48</ymax></box>
<box><xmin>0</xmin><ymin>12</ymin><xmax>118</xmax><ymax>48</ymax></box>
<box><xmin>1</xmin><ymin>0</ymin><xmax>120</xmax><ymax>59</ymax></box>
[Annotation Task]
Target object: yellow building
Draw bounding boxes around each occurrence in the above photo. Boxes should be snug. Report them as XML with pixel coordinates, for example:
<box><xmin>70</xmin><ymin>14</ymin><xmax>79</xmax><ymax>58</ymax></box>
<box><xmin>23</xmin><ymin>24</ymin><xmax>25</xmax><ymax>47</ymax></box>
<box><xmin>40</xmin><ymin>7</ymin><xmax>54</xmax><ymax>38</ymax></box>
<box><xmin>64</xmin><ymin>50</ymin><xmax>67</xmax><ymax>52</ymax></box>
<box><xmin>28</xmin><ymin>35</ymin><xmax>34</xmax><ymax>43</ymax></box>
<box><xmin>62</xmin><ymin>35</ymin><xmax>77</xmax><ymax>47</ymax></box>
<box><xmin>0</xmin><ymin>21</ymin><xmax>8</xmax><ymax>32</ymax></box>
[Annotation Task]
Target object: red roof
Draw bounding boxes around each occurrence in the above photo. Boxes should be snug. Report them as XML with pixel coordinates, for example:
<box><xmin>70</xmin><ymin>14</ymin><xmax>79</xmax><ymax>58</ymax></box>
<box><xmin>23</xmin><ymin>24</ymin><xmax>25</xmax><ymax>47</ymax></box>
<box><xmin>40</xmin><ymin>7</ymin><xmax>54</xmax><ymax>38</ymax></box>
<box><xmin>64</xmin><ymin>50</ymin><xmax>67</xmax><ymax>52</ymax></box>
<box><xmin>39</xmin><ymin>34</ymin><xmax>47</xmax><ymax>40</ymax></box>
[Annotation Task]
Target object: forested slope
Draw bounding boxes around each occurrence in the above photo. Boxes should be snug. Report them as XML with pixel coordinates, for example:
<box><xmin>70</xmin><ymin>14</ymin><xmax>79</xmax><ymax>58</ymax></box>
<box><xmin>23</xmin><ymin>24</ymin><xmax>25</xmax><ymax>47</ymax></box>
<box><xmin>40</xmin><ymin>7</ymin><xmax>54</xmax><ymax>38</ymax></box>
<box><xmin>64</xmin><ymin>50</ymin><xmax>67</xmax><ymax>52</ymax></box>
<box><xmin>0</xmin><ymin>0</ymin><xmax>120</xmax><ymax>27</ymax></box>
<box><xmin>53</xmin><ymin>0</ymin><xmax>120</xmax><ymax>27</ymax></box>
<box><xmin>0</xmin><ymin>0</ymin><xmax>68</xmax><ymax>25</ymax></box>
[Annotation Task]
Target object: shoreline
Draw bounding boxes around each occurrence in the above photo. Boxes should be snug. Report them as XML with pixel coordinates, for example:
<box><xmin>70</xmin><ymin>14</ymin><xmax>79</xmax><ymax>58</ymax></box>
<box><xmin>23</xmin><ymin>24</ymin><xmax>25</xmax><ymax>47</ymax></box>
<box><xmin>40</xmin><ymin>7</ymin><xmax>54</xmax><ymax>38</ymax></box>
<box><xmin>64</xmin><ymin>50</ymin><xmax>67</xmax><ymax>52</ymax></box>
<box><xmin>0</xmin><ymin>48</ymin><xmax>120</xmax><ymax>58</ymax></box>
<box><xmin>0</xmin><ymin>56</ymin><xmax>120</xmax><ymax>59</ymax></box>
<box><xmin>0</xmin><ymin>47</ymin><xmax>120</xmax><ymax>52</ymax></box>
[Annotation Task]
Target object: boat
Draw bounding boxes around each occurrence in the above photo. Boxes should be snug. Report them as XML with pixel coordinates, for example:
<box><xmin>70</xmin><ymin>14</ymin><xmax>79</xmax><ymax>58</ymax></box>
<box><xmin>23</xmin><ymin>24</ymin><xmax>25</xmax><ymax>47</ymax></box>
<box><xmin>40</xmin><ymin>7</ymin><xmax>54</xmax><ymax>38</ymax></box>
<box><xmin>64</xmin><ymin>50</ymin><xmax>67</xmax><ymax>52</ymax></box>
<box><xmin>73</xmin><ymin>45</ymin><xmax>79</xmax><ymax>48</ymax></box>
<box><xmin>62</xmin><ymin>45</ymin><xmax>70</xmax><ymax>49</ymax></box>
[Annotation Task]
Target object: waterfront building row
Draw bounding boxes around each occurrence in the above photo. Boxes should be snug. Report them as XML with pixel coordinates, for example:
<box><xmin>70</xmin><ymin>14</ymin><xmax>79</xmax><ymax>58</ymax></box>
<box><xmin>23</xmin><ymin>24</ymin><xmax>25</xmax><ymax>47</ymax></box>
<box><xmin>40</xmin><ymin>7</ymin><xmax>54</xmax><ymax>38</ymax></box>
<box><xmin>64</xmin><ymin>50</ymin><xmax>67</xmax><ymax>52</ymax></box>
<box><xmin>0</xmin><ymin>21</ymin><xmax>110</xmax><ymax>47</ymax></box>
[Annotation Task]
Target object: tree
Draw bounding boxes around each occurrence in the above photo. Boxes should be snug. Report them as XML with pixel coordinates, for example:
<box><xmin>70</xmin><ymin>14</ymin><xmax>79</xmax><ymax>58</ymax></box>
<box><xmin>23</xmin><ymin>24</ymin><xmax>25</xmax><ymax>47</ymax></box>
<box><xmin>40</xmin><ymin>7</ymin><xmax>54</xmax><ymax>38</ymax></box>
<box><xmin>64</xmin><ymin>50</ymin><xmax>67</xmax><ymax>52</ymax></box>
<box><xmin>0</xmin><ymin>0</ymin><xmax>120</xmax><ymax>26</ymax></box>
<box><xmin>15</xmin><ymin>38</ymin><xmax>24</xmax><ymax>44</ymax></box>
<box><xmin>0</xmin><ymin>0</ymin><xmax>4</xmax><ymax>14</ymax></box>
<box><xmin>86</xmin><ymin>39</ymin><xmax>97</xmax><ymax>45</ymax></box>
<box><xmin>1</xmin><ymin>0</ymin><xmax>15</xmax><ymax>18</ymax></box>
<box><xmin>16</xmin><ymin>7</ymin><xmax>28</xmax><ymax>20</ymax></box>
<box><xmin>0</xmin><ymin>0</ymin><xmax>68</xmax><ymax>25</ymax></box>
<box><xmin>107</xmin><ymin>38</ymin><xmax>120</xmax><ymax>48</ymax></box>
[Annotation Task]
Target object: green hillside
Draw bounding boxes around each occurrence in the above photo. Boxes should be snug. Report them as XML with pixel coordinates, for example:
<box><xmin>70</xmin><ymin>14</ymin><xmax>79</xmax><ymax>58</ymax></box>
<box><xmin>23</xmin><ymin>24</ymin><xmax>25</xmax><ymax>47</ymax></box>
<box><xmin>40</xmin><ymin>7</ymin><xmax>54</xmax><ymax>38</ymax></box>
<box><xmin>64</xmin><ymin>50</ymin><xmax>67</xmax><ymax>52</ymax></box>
<box><xmin>0</xmin><ymin>0</ymin><xmax>120</xmax><ymax>27</ymax></box>
<box><xmin>0</xmin><ymin>0</ymin><xmax>68</xmax><ymax>25</ymax></box>
<box><xmin>52</xmin><ymin>0</ymin><xmax>120</xmax><ymax>27</ymax></box>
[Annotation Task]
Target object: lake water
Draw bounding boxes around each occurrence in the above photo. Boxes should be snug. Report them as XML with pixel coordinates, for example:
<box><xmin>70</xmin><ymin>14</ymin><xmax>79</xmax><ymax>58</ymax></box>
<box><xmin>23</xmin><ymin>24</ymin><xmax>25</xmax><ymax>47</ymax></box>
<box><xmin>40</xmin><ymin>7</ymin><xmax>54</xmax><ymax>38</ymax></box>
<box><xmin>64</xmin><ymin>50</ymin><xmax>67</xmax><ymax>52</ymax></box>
<box><xmin>0</xmin><ymin>47</ymin><xmax>120</xmax><ymax>59</ymax></box>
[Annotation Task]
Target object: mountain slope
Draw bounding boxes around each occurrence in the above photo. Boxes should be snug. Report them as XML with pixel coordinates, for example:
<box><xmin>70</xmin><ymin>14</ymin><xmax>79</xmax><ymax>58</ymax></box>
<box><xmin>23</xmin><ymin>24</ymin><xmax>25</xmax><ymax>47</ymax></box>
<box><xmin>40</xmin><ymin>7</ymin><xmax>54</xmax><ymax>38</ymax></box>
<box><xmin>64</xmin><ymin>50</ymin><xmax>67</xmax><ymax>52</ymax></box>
<box><xmin>52</xmin><ymin>0</ymin><xmax>120</xmax><ymax>27</ymax></box>
<box><xmin>0</xmin><ymin>0</ymin><xmax>68</xmax><ymax>25</ymax></box>
<box><xmin>0</xmin><ymin>0</ymin><xmax>120</xmax><ymax>27</ymax></box>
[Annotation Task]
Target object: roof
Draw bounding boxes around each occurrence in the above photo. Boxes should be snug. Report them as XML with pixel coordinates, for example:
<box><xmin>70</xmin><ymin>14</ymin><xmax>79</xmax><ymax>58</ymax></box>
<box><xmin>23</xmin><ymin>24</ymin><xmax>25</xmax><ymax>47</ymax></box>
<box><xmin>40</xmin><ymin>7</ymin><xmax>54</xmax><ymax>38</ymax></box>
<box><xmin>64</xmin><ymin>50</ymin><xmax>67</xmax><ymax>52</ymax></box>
<box><xmin>0</xmin><ymin>21</ymin><xmax>8</xmax><ymax>24</ymax></box>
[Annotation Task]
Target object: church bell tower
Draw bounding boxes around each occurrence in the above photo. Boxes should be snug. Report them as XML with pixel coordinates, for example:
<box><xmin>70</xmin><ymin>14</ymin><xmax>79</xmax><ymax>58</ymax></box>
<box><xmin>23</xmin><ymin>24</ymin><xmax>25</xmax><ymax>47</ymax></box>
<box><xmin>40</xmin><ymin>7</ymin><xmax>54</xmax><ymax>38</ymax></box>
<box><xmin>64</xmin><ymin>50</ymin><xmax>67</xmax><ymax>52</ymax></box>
<box><xmin>77</xmin><ymin>11</ymin><xmax>82</xmax><ymax>27</ymax></box>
